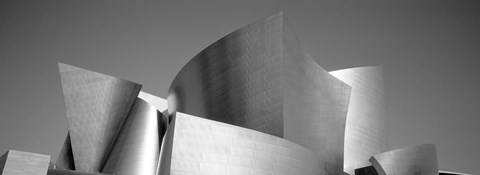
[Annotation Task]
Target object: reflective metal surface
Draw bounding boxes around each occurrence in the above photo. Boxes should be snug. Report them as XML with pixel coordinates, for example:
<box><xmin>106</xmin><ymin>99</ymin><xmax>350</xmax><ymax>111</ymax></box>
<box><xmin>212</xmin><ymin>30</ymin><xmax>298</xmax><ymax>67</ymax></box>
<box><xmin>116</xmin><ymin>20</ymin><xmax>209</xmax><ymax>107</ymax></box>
<box><xmin>167</xmin><ymin>12</ymin><xmax>351</xmax><ymax>175</ymax></box>
<box><xmin>138</xmin><ymin>91</ymin><xmax>168</xmax><ymax>112</ymax></box>
<box><xmin>329</xmin><ymin>67</ymin><xmax>389</xmax><ymax>174</ymax></box>
<box><xmin>369</xmin><ymin>144</ymin><xmax>438</xmax><ymax>175</ymax></box>
<box><xmin>58</xmin><ymin>63</ymin><xmax>141</xmax><ymax>172</ymax></box>
<box><xmin>56</xmin><ymin>132</ymin><xmax>75</xmax><ymax>170</ymax></box>
<box><xmin>138</xmin><ymin>91</ymin><xmax>170</xmax><ymax>125</ymax></box>
<box><xmin>101</xmin><ymin>98</ymin><xmax>166</xmax><ymax>175</ymax></box>
<box><xmin>159</xmin><ymin>112</ymin><xmax>326</xmax><ymax>175</ymax></box>
<box><xmin>282</xmin><ymin>22</ymin><xmax>351</xmax><ymax>175</ymax></box>
<box><xmin>0</xmin><ymin>150</ymin><xmax>50</xmax><ymax>175</ymax></box>
<box><xmin>439</xmin><ymin>171</ymin><xmax>473</xmax><ymax>175</ymax></box>
<box><xmin>168</xmin><ymin>12</ymin><xmax>285</xmax><ymax>137</ymax></box>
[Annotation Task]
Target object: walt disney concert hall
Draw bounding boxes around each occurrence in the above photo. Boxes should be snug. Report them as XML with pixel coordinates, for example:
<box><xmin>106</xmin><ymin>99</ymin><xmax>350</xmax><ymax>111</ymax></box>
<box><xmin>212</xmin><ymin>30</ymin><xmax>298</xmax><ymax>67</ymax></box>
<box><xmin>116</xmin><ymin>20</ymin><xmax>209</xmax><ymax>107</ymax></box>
<box><xmin>0</xmin><ymin>12</ymin><xmax>467</xmax><ymax>175</ymax></box>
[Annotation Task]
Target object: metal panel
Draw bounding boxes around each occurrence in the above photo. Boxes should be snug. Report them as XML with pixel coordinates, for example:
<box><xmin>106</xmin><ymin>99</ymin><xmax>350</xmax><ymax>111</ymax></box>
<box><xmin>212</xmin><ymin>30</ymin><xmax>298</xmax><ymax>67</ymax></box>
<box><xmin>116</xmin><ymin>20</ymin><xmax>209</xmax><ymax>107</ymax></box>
<box><xmin>168</xmin><ymin>12</ymin><xmax>285</xmax><ymax>137</ymax></box>
<box><xmin>329</xmin><ymin>67</ymin><xmax>388</xmax><ymax>174</ymax></box>
<box><xmin>369</xmin><ymin>144</ymin><xmax>438</xmax><ymax>175</ymax></box>
<box><xmin>168</xmin><ymin>12</ymin><xmax>351</xmax><ymax>175</ymax></box>
<box><xmin>56</xmin><ymin>132</ymin><xmax>75</xmax><ymax>170</ymax></box>
<box><xmin>0</xmin><ymin>151</ymin><xmax>7</xmax><ymax>173</ymax></box>
<box><xmin>58</xmin><ymin>63</ymin><xmax>141</xmax><ymax>172</ymax></box>
<box><xmin>439</xmin><ymin>171</ymin><xmax>473</xmax><ymax>175</ymax></box>
<box><xmin>282</xmin><ymin>20</ymin><xmax>351</xmax><ymax>175</ymax></box>
<box><xmin>0</xmin><ymin>150</ymin><xmax>50</xmax><ymax>175</ymax></box>
<box><xmin>158</xmin><ymin>112</ymin><xmax>326</xmax><ymax>175</ymax></box>
<box><xmin>101</xmin><ymin>98</ymin><xmax>166</xmax><ymax>175</ymax></box>
<box><xmin>138</xmin><ymin>91</ymin><xmax>168</xmax><ymax>112</ymax></box>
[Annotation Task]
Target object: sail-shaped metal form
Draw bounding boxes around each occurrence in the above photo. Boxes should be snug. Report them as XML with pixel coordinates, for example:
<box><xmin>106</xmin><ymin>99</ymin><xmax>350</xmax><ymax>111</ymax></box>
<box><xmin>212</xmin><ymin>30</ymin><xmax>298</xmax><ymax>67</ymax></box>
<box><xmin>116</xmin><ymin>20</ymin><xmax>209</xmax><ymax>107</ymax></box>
<box><xmin>58</xmin><ymin>63</ymin><xmax>141</xmax><ymax>172</ymax></box>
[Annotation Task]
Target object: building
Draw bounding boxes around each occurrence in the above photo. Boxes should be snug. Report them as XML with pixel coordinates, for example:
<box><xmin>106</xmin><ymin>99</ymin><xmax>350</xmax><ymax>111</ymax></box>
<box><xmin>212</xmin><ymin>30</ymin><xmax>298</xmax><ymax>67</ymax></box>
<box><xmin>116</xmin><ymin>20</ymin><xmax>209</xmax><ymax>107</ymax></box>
<box><xmin>1</xmin><ymin>12</ymin><xmax>466</xmax><ymax>175</ymax></box>
<box><xmin>0</xmin><ymin>150</ymin><xmax>50</xmax><ymax>175</ymax></box>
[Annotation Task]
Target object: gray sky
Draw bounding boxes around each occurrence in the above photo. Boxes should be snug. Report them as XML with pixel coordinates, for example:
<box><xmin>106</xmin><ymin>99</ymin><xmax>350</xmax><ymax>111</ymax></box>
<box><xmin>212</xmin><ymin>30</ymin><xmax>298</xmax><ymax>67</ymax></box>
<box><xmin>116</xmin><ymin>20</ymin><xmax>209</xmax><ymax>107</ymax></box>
<box><xmin>0</xmin><ymin>0</ymin><xmax>479</xmax><ymax>174</ymax></box>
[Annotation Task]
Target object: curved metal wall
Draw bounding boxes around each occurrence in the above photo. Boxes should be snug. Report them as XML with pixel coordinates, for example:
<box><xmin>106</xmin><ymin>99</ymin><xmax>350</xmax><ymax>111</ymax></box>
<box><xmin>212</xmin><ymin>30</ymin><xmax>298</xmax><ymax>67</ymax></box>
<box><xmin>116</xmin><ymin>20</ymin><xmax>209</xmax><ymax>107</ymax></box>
<box><xmin>58</xmin><ymin>63</ymin><xmax>141</xmax><ymax>172</ymax></box>
<box><xmin>168</xmin><ymin>12</ymin><xmax>285</xmax><ymax>137</ymax></box>
<box><xmin>101</xmin><ymin>98</ymin><xmax>167</xmax><ymax>175</ymax></box>
<box><xmin>329</xmin><ymin>67</ymin><xmax>389</xmax><ymax>174</ymax></box>
<box><xmin>369</xmin><ymin>144</ymin><xmax>438</xmax><ymax>175</ymax></box>
<box><xmin>167</xmin><ymin>12</ymin><xmax>351</xmax><ymax>175</ymax></box>
<box><xmin>282</xmin><ymin>22</ymin><xmax>351</xmax><ymax>175</ymax></box>
<box><xmin>159</xmin><ymin>112</ymin><xmax>326</xmax><ymax>175</ymax></box>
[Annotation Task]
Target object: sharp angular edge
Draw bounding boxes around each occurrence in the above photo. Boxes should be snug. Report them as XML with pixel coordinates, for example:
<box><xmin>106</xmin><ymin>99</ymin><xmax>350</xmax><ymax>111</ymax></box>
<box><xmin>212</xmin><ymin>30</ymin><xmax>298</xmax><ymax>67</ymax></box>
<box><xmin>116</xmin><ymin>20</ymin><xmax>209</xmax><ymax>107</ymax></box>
<box><xmin>56</xmin><ymin>132</ymin><xmax>75</xmax><ymax>170</ymax></box>
<box><xmin>58</xmin><ymin>63</ymin><xmax>141</xmax><ymax>172</ymax></box>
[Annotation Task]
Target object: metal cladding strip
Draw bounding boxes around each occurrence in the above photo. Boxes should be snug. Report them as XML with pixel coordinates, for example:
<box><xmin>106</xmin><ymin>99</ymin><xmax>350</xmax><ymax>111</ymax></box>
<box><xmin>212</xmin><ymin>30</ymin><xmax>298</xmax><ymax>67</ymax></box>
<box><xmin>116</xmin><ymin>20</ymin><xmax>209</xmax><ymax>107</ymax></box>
<box><xmin>168</xmin><ymin>12</ymin><xmax>286</xmax><ymax>137</ymax></box>
<box><xmin>369</xmin><ymin>144</ymin><xmax>438</xmax><ymax>175</ymax></box>
<box><xmin>101</xmin><ymin>98</ymin><xmax>167</xmax><ymax>175</ymax></box>
<box><xmin>159</xmin><ymin>112</ymin><xmax>326</xmax><ymax>175</ymax></box>
<box><xmin>329</xmin><ymin>67</ymin><xmax>389</xmax><ymax>174</ymax></box>
<box><xmin>58</xmin><ymin>63</ymin><xmax>141</xmax><ymax>172</ymax></box>
<box><xmin>439</xmin><ymin>171</ymin><xmax>474</xmax><ymax>175</ymax></box>
<box><xmin>56</xmin><ymin>132</ymin><xmax>75</xmax><ymax>170</ymax></box>
<box><xmin>0</xmin><ymin>150</ymin><xmax>50</xmax><ymax>175</ymax></box>
<box><xmin>156</xmin><ymin>113</ymin><xmax>176</xmax><ymax>175</ymax></box>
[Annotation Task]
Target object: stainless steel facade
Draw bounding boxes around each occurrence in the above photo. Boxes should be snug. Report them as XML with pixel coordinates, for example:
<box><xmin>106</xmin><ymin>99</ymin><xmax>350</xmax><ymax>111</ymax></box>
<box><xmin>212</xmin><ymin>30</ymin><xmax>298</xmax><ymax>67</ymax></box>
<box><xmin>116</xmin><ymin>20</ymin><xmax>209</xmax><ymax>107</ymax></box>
<box><xmin>168</xmin><ymin>12</ymin><xmax>286</xmax><ymax>137</ymax></box>
<box><xmin>159</xmin><ymin>112</ymin><xmax>326</xmax><ymax>175</ymax></box>
<box><xmin>369</xmin><ymin>144</ymin><xmax>438</xmax><ymax>175</ymax></box>
<box><xmin>2</xmin><ymin>13</ymin><xmax>453</xmax><ymax>175</ymax></box>
<box><xmin>101</xmin><ymin>98</ymin><xmax>166</xmax><ymax>175</ymax></box>
<box><xmin>0</xmin><ymin>150</ymin><xmax>50</xmax><ymax>175</ymax></box>
<box><xmin>138</xmin><ymin>91</ymin><xmax>168</xmax><ymax>113</ymax></box>
<box><xmin>282</xmin><ymin>25</ymin><xmax>351</xmax><ymax>175</ymax></box>
<box><xmin>168</xmin><ymin>12</ymin><xmax>351</xmax><ymax>175</ymax></box>
<box><xmin>56</xmin><ymin>132</ymin><xmax>75</xmax><ymax>170</ymax></box>
<box><xmin>58</xmin><ymin>63</ymin><xmax>141</xmax><ymax>172</ymax></box>
<box><xmin>329</xmin><ymin>67</ymin><xmax>389</xmax><ymax>174</ymax></box>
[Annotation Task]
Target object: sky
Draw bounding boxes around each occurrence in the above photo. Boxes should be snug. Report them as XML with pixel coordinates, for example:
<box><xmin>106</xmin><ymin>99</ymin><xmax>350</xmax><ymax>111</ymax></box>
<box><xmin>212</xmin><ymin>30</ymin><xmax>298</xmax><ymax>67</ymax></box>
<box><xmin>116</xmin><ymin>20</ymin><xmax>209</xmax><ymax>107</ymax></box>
<box><xmin>0</xmin><ymin>0</ymin><xmax>479</xmax><ymax>174</ymax></box>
